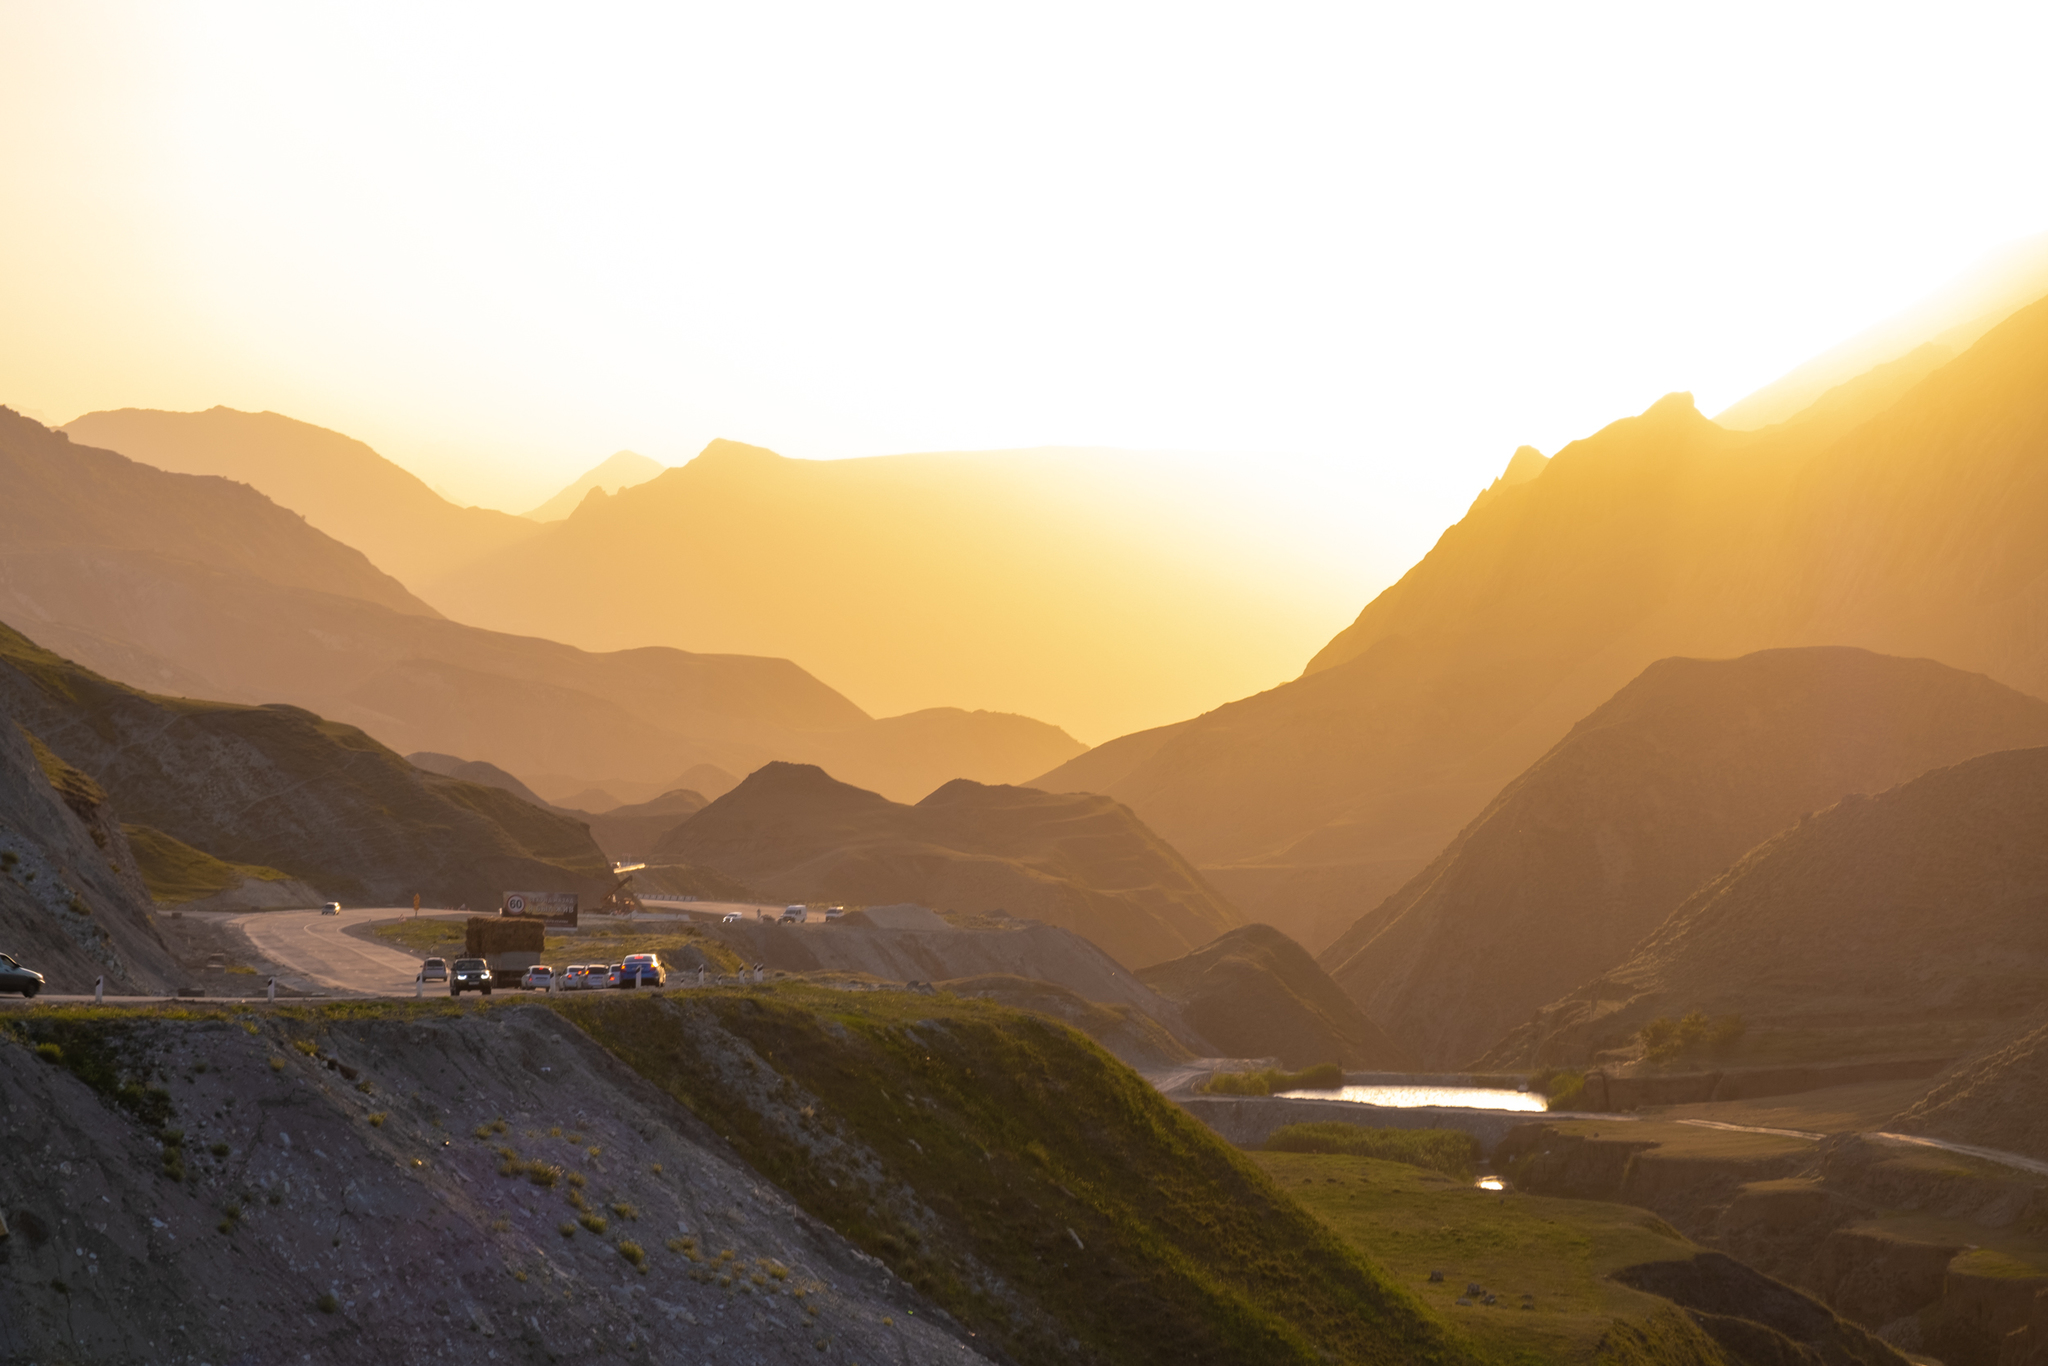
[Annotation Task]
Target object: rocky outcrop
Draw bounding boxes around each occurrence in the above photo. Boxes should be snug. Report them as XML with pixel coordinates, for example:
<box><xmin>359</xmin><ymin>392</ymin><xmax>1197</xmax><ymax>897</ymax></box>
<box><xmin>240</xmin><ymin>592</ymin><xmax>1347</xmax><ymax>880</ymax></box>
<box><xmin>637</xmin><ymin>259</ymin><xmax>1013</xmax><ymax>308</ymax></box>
<box><xmin>0</xmin><ymin>719</ymin><xmax>178</xmax><ymax>993</ymax></box>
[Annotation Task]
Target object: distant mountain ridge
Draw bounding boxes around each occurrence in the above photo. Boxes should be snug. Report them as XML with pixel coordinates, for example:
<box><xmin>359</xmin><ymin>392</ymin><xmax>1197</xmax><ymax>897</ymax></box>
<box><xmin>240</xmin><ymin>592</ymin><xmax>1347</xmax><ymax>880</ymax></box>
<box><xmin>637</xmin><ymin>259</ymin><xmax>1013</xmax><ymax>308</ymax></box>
<box><xmin>1</xmin><ymin>410</ymin><xmax>1082</xmax><ymax>801</ymax></box>
<box><xmin>652</xmin><ymin>761</ymin><xmax>1241</xmax><ymax>968</ymax></box>
<box><xmin>61</xmin><ymin>406</ymin><xmax>542</xmax><ymax>596</ymax></box>
<box><xmin>523</xmin><ymin>449</ymin><xmax>664</xmax><ymax>521</ymax></box>
<box><xmin>416</xmin><ymin>437</ymin><xmax>1362</xmax><ymax>741</ymax></box>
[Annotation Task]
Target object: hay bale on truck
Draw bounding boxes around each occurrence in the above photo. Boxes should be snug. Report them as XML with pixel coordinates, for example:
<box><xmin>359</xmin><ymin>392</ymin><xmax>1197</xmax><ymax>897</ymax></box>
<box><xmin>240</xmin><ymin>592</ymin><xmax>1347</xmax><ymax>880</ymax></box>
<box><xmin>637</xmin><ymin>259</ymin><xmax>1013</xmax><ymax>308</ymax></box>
<box><xmin>467</xmin><ymin>915</ymin><xmax>546</xmax><ymax>981</ymax></box>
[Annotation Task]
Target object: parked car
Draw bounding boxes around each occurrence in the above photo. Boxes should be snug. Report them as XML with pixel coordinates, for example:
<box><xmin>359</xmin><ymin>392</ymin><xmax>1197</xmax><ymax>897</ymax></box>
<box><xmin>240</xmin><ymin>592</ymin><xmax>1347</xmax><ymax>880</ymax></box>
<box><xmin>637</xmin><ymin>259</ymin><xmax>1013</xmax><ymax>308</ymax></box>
<box><xmin>618</xmin><ymin>953</ymin><xmax>666</xmax><ymax>988</ymax></box>
<box><xmin>778</xmin><ymin>905</ymin><xmax>807</xmax><ymax>924</ymax></box>
<box><xmin>520</xmin><ymin>965</ymin><xmax>554</xmax><ymax>991</ymax></box>
<box><xmin>606</xmin><ymin>963</ymin><xmax>623</xmax><ymax>988</ymax></box>
<box><xmin>721</xmin><ymin>912</ymin><xmax>743</xmax><ymax>924</ymax></box>
<box><xmin>450</xmin><ymin>958</ymin><xmax>493</xmax><ymax>996</ymax></box>
<box><xmin>822</xmin><ymin>905</ymin><xmax>845</xmax><ymax>921</ymax></box>
<box><xmin>419</xmin><ymin>957</ymin><xmax>448</xmax><ymax>983</ymax></box>
<box><xmin>0</xmin><ymin>951</ymin><xmax>44</xmax><ymax>997</ymax></box>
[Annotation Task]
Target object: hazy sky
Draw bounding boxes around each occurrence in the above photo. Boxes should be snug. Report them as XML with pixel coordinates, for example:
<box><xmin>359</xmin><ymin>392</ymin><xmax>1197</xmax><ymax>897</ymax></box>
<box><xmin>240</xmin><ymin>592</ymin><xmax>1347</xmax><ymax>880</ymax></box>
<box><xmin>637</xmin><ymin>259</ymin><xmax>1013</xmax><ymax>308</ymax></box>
<box><xmin>6</xmin><ymin>2</ymin><xmax>2048</xmax><ymax>594</ymax></box>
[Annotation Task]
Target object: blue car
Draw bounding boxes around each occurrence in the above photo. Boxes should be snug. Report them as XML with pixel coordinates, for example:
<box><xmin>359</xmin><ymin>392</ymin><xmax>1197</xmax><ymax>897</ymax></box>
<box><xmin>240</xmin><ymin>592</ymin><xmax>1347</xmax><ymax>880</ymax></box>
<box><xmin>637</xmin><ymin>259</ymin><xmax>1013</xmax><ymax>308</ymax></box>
<box><xmin>618</xmin><ymin>953</ymin><xmax>666</xmax><ymax>989</ymax></box>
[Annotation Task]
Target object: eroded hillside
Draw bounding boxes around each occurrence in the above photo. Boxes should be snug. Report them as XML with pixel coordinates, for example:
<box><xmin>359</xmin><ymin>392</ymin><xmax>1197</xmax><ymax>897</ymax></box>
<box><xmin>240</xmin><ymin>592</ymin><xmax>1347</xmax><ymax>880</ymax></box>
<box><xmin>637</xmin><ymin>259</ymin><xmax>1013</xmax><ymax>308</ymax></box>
<box><xmin>1486</xmin><ymin>745</ymin><xmax>2048</xmax><ymax>1071</ymax></box>
<box><xmin>0</xmin><ymin>623</ymin><xmax>612</xmax><ymax>910</ymax></box>
<box><xmin>1320</xmin><ymin>647</ymin><xmax>2048</xmax><ymax>1067</ymax></box>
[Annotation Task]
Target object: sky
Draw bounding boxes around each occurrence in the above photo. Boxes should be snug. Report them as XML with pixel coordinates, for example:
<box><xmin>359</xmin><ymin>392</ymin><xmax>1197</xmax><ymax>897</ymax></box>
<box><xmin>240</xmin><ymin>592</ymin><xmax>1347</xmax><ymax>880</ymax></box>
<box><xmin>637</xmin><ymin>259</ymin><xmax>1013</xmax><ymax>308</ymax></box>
<box><xmin>6</xmin><ymin>2</ymin><xmax>2048</xmax><ymax>598</ymax></box>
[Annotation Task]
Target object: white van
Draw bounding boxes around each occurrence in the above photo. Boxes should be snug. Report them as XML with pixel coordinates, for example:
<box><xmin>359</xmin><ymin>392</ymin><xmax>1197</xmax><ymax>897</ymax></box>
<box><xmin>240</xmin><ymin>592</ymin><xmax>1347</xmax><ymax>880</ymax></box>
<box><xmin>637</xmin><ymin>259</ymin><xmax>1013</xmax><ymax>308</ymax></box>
<box><xmin>778</xmin><ymin>904</ymin><xmax>808</xmax><ymax>924</ymax></box>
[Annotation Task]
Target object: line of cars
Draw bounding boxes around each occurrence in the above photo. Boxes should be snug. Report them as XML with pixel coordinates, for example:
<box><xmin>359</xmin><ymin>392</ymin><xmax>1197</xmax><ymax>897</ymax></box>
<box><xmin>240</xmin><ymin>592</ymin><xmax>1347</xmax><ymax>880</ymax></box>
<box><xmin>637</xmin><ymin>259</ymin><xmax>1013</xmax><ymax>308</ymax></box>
<box><xmin>420</xmin><ymin>952</ymin><xmax>671</xmax><ymax>995</ymax></box>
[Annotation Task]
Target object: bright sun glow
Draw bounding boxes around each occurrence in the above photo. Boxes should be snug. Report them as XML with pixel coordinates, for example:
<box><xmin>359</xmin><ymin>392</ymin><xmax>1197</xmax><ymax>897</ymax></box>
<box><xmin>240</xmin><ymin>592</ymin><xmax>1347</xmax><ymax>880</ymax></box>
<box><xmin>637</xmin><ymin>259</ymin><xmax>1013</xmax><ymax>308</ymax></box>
<box><xmin>4</xmin><ymin>3</ymin><xmax>2048</xmax><ymax>590</ymax></box>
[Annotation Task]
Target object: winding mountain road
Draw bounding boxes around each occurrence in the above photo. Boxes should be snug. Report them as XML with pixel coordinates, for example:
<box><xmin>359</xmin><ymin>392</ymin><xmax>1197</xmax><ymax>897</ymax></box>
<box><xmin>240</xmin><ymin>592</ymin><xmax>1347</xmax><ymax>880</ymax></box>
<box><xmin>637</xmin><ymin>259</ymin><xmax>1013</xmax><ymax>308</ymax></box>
<box><xmin>229</xmin><ymin>905</ymin><xmax>460</xmax><ymax>997</ymax></box>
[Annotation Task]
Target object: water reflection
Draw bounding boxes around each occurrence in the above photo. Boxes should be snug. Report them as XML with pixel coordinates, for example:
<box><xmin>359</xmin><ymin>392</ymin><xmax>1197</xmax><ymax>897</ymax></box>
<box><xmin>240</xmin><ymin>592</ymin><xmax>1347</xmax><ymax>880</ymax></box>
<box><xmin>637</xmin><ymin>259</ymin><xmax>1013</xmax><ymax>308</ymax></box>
<box><xmin>1276</xmin><ymin>1084</ymin><xmax>1547</xmax><ymax>1112</ymax></box>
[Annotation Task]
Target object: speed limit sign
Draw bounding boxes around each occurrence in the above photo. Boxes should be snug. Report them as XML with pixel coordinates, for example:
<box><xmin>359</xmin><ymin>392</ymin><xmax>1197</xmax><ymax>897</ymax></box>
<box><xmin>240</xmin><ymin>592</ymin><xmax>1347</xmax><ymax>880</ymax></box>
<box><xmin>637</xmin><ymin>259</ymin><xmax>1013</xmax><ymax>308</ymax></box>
<box><xmin>507</xmin><ymin>895</ymin><xmax>526</xmax><ymax>913</ymax></box>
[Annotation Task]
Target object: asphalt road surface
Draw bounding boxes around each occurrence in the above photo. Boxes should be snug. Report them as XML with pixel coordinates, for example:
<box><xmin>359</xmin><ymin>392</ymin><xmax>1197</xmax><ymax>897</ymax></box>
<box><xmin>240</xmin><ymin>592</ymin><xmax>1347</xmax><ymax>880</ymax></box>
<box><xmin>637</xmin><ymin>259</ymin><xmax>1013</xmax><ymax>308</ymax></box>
<box><xmin>230</xmin><ymin>905</ymin><xmax>464</xmax><ymax>997</ymax></box>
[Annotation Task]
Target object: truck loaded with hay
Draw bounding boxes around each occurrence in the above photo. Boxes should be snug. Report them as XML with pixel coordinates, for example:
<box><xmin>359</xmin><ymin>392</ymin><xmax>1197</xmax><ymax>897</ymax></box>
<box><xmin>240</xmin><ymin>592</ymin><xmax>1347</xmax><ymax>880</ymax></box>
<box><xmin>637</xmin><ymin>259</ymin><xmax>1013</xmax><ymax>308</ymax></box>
<box><xmin>465</xmin><ymin>914</ymin><xmax>545</xmax><ymax>982</ymax></box>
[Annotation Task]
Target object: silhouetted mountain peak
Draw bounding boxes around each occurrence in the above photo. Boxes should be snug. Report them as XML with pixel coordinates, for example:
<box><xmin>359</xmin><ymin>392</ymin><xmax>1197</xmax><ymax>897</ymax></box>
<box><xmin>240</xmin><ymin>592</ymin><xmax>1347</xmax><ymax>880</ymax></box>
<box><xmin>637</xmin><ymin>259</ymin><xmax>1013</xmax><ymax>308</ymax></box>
<box><xmin>1499</xmin><ymin>445</ymin><xmax>1548</xmax><ymax>485</ymax></box>
<box><xmin>721</xmin><ymin>760</ymin><xmax>891</xmax><ymax>812</ymax></box>
<box><xmin>689</xmin><ymin>438</ymin><xmax>788</xmax><ymax>470</ymax></box>
<box><xmin>917</xmin><ymin>777</ymin><xmax>1027</xmax><ymax>808</ymax></box>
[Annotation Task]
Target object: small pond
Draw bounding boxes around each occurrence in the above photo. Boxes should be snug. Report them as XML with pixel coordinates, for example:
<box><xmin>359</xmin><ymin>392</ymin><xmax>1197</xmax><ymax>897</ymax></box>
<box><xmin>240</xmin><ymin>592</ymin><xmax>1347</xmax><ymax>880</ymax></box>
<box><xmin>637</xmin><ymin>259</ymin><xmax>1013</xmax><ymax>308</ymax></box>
<box><xmin>1275</xmin><ymin>1084</ymin><xmax>1548</xmax><ymax>1113</ymax></box>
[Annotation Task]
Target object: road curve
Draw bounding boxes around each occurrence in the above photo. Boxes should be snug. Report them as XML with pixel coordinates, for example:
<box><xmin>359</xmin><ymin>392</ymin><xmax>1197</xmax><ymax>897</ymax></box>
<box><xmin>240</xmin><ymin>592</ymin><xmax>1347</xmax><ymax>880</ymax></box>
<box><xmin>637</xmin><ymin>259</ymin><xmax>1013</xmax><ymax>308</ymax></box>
<box><xmin>229</xmin><ymin>906</ymin><xmax>465</xmax><ymax>997</ymax></box>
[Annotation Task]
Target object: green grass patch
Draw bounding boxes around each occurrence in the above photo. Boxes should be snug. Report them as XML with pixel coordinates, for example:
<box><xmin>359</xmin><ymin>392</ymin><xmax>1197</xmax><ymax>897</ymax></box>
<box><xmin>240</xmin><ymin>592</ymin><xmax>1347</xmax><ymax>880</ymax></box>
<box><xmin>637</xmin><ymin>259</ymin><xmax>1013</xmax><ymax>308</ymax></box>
<box><xmin>10</xmin><ymin>1016</ymin><xmax>174</xmax><ymax>1129</ymax></box>
<box><xmin>1264</xmin><ymin>1124</ymin><xmax>1481</xmax><ymax>1180</ymax></box>
<box><xmin>1202</xmin><ymin>1061</ymin><xmax>1343</xmax><ymax>1096</ymax></box>
<box><xmin>1252</xmin><ymin>1151</ymin><xmax>1718</xmax><ymax>1363</ymax></box>
<box><xmin>555</xmin><ymin>988</ymin><xmax>1466</xmax><ymax>1366</ymax></box>
<box><xmin>1531</xmin><ymin>1067</ymin><xmax>1588</xmax><ymax>1110</ymax></box>
<box><xmin>123</xmin><ymin>823</ymin><xmax>296</xmax><ymax>904</ymax></box>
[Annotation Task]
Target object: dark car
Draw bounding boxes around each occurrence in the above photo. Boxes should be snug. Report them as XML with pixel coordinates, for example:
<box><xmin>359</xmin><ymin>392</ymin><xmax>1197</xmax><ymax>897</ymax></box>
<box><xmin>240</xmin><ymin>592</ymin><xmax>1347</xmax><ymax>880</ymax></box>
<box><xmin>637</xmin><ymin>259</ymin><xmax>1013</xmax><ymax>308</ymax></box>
<box><xmin>450</xmin><ymin>957</ymin><xmax>493</xmax><ymax>996</ymax></box>
<box><xmin>0</xmin><ymin>951</ymin><xmax>44</xmax><ymax>998</ymax></box>
<box><xmin>618</xmin><ymin>953</ymin><xmax>666</xmax><ymax>989</ymax></box>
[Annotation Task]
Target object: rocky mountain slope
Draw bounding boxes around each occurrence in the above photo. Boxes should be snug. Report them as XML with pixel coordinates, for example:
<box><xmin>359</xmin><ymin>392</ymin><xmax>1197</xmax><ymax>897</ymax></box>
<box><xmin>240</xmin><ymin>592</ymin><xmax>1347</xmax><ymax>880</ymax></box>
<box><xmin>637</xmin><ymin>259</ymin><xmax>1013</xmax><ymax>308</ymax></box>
<box><xmin>1889</xmin><ymin>1014</ymin><xmax>2048</xmax><ymax>1165</ymax></box>
<box><xmin>3</xmin><ymin>993</ymin><xmax>1468</xmax><ymax>1366</ymax></box>
<box><xmin>654</xmin><ymin>763</ymin><xmax>1241</xmax><ymax>968</ymax></box>
<box><xmin>1036</xmin><ymin>288</ymin><xmax>2048</xmax><ymax>953</ymax></box>
<box><xmin>1137</xmin><ymin>924</ymin><xmax>1413</xmax><ymax>1070</ymax></box>
<box><xmin>1320</xmin><ymin>647</ymin><xmax>2048</xmax><ymax>1067</ymax></box>
<box><xmin>0</xmin><ymin>718</ymin><xmax>178</xmax><ymax>993</ymax></box>
<box><xmin>0</xmin><ymin>1002</ymin><xmax>987</xmax><ymax>1364</ymax></box>
<box><xmin>1484</xmin><ymin>744</ymin><xmax>2048</xmax><ymax>1071</ymax></box>
<box><xmin>0</xmin><ymin>622</ymin><xmax>613</xmax><ymax>911</ymax></box>
<box><xmin>1</xmin><ymin>409</ymin><xmax>1082</xmax><ymax>800</ymax></box>
<box><xmin>62</xmin><ymin>405</ymin><xmax>544</xmax><ymax>595</ymax></box>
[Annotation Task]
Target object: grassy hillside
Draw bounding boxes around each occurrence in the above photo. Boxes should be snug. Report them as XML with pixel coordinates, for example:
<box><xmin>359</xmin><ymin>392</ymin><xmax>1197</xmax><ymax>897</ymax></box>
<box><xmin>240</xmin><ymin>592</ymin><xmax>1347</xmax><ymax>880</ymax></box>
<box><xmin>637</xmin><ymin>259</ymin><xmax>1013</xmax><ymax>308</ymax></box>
<box><xmin>0</xmin><ymin>621</ymin><xmax>612</xmax><ymax>910</ymax></box>
<box><xmin>558</xmin><ymin>986</ymin><xmax>1465</xmax><ymax>1366</ymax></box>
<box><xmin>1138</xmin><ymin>923</ymin><xmax>1414</xmax><ymax>1069</ymax></box>
<box><xmin>122</xmin><ymin>823</ymin><xmax>296</xmax><ymax>904</ymax></box>
<box><xmin>654</xmin><ymin>762</ymin><xmax>1241</xmax><ymax>968</ymax></box>
<box><xmin>1319</xmin><ymin>647</ymin><xmax>2048</xmax><ymax>1067</ymax></box>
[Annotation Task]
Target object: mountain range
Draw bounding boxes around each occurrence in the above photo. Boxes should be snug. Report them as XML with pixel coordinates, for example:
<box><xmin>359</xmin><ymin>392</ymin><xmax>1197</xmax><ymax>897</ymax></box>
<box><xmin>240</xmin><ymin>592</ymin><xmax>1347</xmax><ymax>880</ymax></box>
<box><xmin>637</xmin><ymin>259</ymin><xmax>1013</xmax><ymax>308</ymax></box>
<box><xmin>1037</xmin><ymin>289</ymin><xmax>2048</xmax><ymax>953</ymax></box>
<box><xmin>1</xmin><ymin>408</ymin><xmax>1080</xmax><ymax>801</ymax></box>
